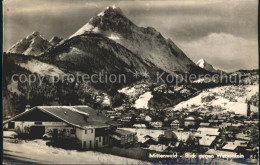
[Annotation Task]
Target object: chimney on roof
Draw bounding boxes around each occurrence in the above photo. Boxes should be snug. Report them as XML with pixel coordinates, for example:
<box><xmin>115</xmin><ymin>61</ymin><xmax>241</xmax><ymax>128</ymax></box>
<box><xmin>25</xmin><ymin>105</ymin><xmax>31</xmax><ymax>111</ymax></box>
<box><xmin>84</xmin><ymin>115</ymin><xmax>88</xmax><ymax>122</ymax></box>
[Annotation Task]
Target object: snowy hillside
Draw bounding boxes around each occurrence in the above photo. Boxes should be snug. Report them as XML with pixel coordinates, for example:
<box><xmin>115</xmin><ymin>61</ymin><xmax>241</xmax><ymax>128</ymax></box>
<box><xmin>172</xmin><ymin>85</ymin><xmax>259</xmax><ymax>115</ymax></box>
<box><xmin>118</xmin><ymin>83</ymin><xmax>149</xmax><ymax>98</ymax></box>
<box><xmin>17</xmin><ymin>59</ymin><xmax>65</xmax><ymax>76</ymax></box>
<box><xmin>134</xmin><ymin>92</ymin><xmax>153</xmax><ymax>109</ymax></box>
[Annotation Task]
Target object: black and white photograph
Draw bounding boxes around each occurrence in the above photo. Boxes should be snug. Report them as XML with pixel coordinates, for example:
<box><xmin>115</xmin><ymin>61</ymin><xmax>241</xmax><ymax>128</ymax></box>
<box><xmin>2</xmin><ymin>0</ymin><xmax>259</xmax><ymax>164</ymax></box>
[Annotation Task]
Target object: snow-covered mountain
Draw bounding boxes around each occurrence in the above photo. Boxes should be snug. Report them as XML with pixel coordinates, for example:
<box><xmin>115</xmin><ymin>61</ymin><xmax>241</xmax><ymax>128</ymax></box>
<box><xmin>8</xmin><ymin>32</ymin><xmax>52</xmax><ymax>56</ymax></box>
<box><xmin>39</xmin><ymin>6</ymin><xmax>205</xmax><ymax>79</ymax></box>
<box><xmin>196</xmin><ymin>59</ymin><xmax>216</xmax><ymax>72</ymax></box>
<box><xmin>68</xmin><ymin>5</ymin><xmax>196</xmax><ymax>74</ymax></box>
<box><xmin>42</xmin><ymin>32</ymin><xmax>159</xmax><ymax>79</ymax></box>
<box><xmin>7</xmin><ymin>6</ymin><xmax>208</xmax><ymax>77</ymax></box>
<box><xmin>49</xmin><ymin>36</ymin><xmax>63</xmax><ymax>46</ymax></box>
<box><xmin>196</xmin><ymin>59</ymin><xmax>225</xmax><ymax>73</ymax></box>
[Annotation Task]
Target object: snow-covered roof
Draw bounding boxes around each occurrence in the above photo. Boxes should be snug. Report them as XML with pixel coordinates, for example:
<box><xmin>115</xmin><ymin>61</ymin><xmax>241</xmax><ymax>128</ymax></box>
<box><xmin>185</xmin><ymin>116</ymin><xmax>195</xmax><ymax>120</ymax></box>
<box><xmin>200</xmin><ymin>123</ymin><xmax>210</xmax><ymax>126</ymax></box>
<box><xmin>4</xmin><ymin>106</ymin><xmax>114</xmax><ymax>129</ymax></box>
<box><xmin>114</xmin><ymin>129</ymin><xmax>135</xmax><ymax>136</ymax></box>
<box><xmin>172</xmin><ymin>131</ymin><xmax>190</xmax><ymax>142</ymax></box>
<box><xmin>133</xmin><ymin>124</ymin><xmax>146</xmax><ymax>128</ymax></box>
<box><xmin>235</xmin><ymin>133</ymin><xmax>251</xmax><ymax>141</ymax></box>
<box><xmin>222</xmin><ymin>140</ymin><xmax>247</xmax><ymax>151</ymax></box>
<box><xmin>222</xmin><ymin>142</ymin><xmax>239</xmax><ymax>151</ymax></box>
<box><xmin>196</xmin><ymin>127</ymin><xmax>220</xmax><ymax>137</ymax></box>
<box><xmin>148</xmin><ymin>145</ymin><xmax>168</xmax><ymax>152</ymax></box>
<box><xmin>171</xmin><ymin>120</ymin><xmax>180</xmax><ymax>124</ymax></box>
<box><xmin>199</xmin><ymin>136</ymin><xmax>216</xmax><ymax>146</ymax></box>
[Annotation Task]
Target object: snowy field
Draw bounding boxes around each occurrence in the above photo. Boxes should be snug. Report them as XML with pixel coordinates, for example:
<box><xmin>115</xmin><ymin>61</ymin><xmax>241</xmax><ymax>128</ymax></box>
<box><xmin>172</xmin><ymin>85</ymin><xmax>258</xmax><ymax>115</ymax></box>
<box><xmin>17</xmin><ymin>59</ymin><xmax>64</xmax><ymax>76</ymax></box>
<box><xmin>134</xmin><ymin>92</ymin><xmax>153</xmax><ymax>109</ymax></box>
<box><xmin>3</xmin><ymin>138</ymin><xmax>143</xmax><ymax>164</ymax></box>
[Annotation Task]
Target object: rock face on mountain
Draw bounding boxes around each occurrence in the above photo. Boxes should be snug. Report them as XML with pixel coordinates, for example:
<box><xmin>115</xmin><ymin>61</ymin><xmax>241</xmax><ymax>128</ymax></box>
<box><xmin>69</xmin><ymin>5</ymin><xmax>196</xmax><ymax>74</ymax></box>
<box><xmin>49</xmin><ymin>36</ymin><xmax>63</xmax><ymax>46</ymax></box>
<box><xmin>8</xmin><ymin>32</ymin><xmax>52</xmax><ymax>56</ymax></box>
<box><xmin>42</xmin><ymin>33</ymin><xmax>159</xmax><ymax>79</ymax></box>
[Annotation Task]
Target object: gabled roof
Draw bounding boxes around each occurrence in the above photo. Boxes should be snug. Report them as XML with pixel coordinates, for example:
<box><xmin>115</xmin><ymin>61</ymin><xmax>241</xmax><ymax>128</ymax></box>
<box><xmin>133</xmin><ymin>124</ymin><xmax>146</xmax><ymax>128</ymax></box>
<box><xmin>171</xmin><ymin>120</ymin><xmax>180</xmax><ymax>124</ymax></box>
<box><xmin>114</xmin><ymin>129</ymin><xmax>135</xmax><ymax>136</ymax></box>
<box><xmin>223</xmin><ymin>140</ymin><xmax>248</xmax><ymax>150</ymax></box>
<box><xmin>196</xmin><ymin>127</ymin><xmax>220</xmax><ymax>137</ymax></box>
<box><xmin>185</xmin><ymin>116</ymin><xmax>195</xmax><ymax>120</ymax></box>
<box><xmin>143</xmin><ymin>135</ymin><xmax>153</xmax><ymax>139</ymax></box>
<box><xmin>200</xmin><ymin>123</ymin><xmax>210</xmax><ymax>126</ymax></box>
<box><xmin>199</xmin><ymin>136</ymin><xmax>216</xmax><ymax>146</ymax></box>
<box><xmin>222</xmin><ymin>142</ymin><xmax>238</xmax><ymax>151</ymax></box>
<box><xmin>148</xmin><ymin>145</ymin><xmax>168</xmax><ymax>152</ymax></box>
<box><xmin>172</xmin><ymin>131</ymin><xmax>190</xmax><ymax>142</ymax></box>
<box><xmin>4</xmin><ymin>106</ymin><xmax>114</xmax><ymax>129</ymax></box>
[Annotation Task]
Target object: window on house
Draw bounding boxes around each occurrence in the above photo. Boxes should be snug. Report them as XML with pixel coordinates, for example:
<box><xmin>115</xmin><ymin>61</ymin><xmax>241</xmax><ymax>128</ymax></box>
<box><xmin>71</xmin><ymin>129</ymin><xmax>75</xmax><ymax>134</ymax></box>
<box><xmin>8</xmin><ymin>122</ymin><xmax>15</xmax><ymax>129</ymax></box>
<box><xmin>103</xmin><ymin>136</ymin><xmax>105</xmax><ymax>145</ymax></box>
<box><xmin>99</xmin><ymin>136</ymin><xmax>101</xmax><ymax>142</ymax></box>
<box><xmin>89</xmin><ymin>140</ymin><xmax>92</xmax><ymax>149</ymax></box>
<box><xmin>91</xmin><ymin>129</ymin><xmax>93</xmax><ymax>133</ymax></box>
<box><xmin>85</xmin><ymin>130</ymin><xmax>87</xmax><ymax>134</ymax></box>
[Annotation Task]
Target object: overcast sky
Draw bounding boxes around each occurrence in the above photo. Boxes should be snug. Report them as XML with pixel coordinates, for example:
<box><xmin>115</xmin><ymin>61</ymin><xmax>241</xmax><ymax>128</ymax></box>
<box><xmin>3</xmin><ymin>0</ymin><xmax>258</xmax><ymax>72</ymax></box>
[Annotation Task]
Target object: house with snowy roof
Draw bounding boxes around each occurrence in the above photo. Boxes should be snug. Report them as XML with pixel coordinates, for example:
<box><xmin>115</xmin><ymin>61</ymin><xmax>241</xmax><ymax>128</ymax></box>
<box><xmin>222</xmin><ymin>140</ymin><xmax>249</xmax><ymax>152</ymax></box>
<box><xmin>170</xmin><ymin>120</ymin><xmax>180</xmax><ymax>129</ymax></box>
<box><xmin>199</xmin><ymin>136</ymin><xmax>217</xmax><ymax>151</ymax></box>
<box><xmin>109</xmin><ymin>129</ymin><xmax>137</xmax><ymax>147</ymax></box>
<box><xmin>164</xmin><ymin>130</ymin><xmax>190</xmax><ymax>143</ymax></box>
<box><xmin>147</xmin><ymin>144</ymin><xmax>169</xmax><ymax>152</ymax></box>
<box><xmin>3</xmin><ymin>106</ymin><xmax>136</xmax><ymax>150</ymax></box>
<box><xmin>150</xmin><ymin>121</ymin><xmax>163</xmax><ymax>129</ymax></box>
<box><xmin>199</xmin><ymin>122</ymin><xmax>211</xmax><ymax>127</ymax></box>
<box><xmin>195</xmin><ymin>127</ymin><xmax>220</xmax><ymax>137</ymax></box>
<box><xmin>139</xmin><ymin>135</ymin><xmax>158</xmax><ymax>147</ymax></box>
<box><xmin>184</xmin><ymin>116</ymin><xmax>197</xmax><ymax>127</ymax></box>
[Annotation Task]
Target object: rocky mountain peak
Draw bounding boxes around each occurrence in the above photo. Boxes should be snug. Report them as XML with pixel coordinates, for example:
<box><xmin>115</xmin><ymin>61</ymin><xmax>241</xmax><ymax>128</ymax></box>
<box><xmin>68</xmin><ymin>6</ymin><xmax>196</xmax><ymax>74</ymax></box>
<box><xmin>8</xmin><ymin>32</ymin><xmax>51</xmax><ymax>56</ymax></box>
<box><xmin>103</xmin><ymin>5</ymin><xmax>123</xmax><ymax>16</ymax></box>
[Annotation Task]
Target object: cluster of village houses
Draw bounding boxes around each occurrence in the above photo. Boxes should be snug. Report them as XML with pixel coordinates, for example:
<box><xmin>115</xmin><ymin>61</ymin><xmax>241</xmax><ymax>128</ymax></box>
<box><xmin>3</xmin><ymin>102</ymin><xmax>258</xmax><ymax>160</ymax></box>
<box><xmin>105</xmin><ymin>102</ymin><xmax>258</xmax><ymax>158</ymax></box>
